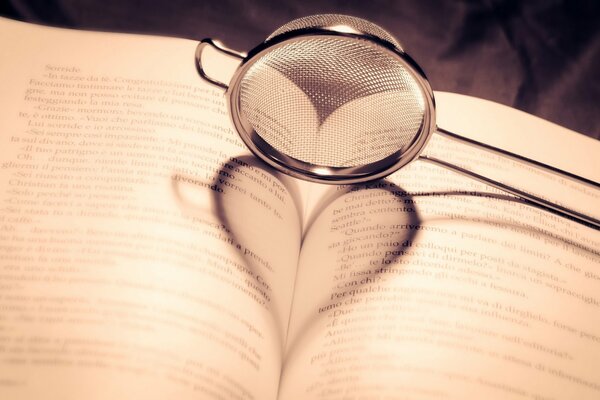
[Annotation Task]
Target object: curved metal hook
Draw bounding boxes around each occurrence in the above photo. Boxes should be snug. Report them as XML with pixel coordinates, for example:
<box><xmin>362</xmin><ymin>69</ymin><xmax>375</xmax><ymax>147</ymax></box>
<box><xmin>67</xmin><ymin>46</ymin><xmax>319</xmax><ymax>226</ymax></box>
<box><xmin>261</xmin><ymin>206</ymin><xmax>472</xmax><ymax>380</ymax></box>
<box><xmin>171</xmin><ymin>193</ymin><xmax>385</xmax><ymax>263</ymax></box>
<box><xmin>195</xmin><ymin>38</ymin><xmax>246</xmax><ymax>90</ymax></box>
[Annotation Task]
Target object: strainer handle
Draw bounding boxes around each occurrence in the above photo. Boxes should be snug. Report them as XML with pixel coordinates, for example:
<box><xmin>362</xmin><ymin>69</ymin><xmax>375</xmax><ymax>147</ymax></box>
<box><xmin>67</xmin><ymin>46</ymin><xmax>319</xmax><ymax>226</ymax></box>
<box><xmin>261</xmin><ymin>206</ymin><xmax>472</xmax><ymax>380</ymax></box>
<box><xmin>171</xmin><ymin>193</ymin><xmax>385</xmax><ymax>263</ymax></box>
<box><xmin>419</xmin><ymin>128</ymin><xmax>600</xmax><ymax>229</ymax></box>
<box><xmin>195</xmin><ymin>38</ymin><xmax>245</xmax><ymax>90</ymax></box>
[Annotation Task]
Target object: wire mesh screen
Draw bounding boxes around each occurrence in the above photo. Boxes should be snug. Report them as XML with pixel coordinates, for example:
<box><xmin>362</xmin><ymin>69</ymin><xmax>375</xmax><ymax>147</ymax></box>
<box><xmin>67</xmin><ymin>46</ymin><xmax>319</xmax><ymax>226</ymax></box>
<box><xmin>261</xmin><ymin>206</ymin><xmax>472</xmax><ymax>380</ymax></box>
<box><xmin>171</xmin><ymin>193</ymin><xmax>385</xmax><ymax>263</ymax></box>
<box><xmin>238</xmin><ymin>36</ymin><xmax>426</xmax><ymax>167</ymax></box>
<box><xmin>268</xmin><ymin>14</ymin><xmax>402</xmax><ymax>49</ymax></box>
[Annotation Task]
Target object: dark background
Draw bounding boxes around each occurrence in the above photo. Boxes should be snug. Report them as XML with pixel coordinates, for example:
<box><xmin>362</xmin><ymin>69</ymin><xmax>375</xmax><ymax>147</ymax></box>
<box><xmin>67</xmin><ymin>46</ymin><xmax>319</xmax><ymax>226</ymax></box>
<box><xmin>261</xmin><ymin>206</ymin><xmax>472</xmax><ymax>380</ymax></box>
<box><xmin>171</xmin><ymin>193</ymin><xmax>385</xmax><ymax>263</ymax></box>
<box><xmin>2</xmin><ymin>0</ymin><xmax>598</xmax><ymax>139</ymax></box>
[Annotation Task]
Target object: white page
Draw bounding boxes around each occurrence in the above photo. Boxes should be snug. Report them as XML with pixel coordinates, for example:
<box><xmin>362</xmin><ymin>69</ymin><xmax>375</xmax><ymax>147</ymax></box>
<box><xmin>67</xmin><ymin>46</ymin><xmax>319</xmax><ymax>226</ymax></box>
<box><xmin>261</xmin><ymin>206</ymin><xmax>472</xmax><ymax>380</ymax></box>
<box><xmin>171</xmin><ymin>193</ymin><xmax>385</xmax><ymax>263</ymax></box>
<box><xmin>280</xmin><ymin>92</ymin><xmax>600</xmax><ymax>399</ymax></box>
<box><xmin>0</xmin><ymin>18</ymin><xmax>301</xmax><ymax>400</ymax></box>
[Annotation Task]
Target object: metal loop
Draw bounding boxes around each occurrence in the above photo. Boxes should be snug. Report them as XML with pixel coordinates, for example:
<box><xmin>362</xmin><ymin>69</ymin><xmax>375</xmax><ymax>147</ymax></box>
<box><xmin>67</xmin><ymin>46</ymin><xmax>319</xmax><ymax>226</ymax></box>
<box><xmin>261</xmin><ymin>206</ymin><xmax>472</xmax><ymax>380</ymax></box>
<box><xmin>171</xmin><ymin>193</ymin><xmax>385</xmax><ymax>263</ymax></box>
<box><xmin>195</xmin><ymin>38</ymin><xmax>245</xmax><ymax>90</ymax></box>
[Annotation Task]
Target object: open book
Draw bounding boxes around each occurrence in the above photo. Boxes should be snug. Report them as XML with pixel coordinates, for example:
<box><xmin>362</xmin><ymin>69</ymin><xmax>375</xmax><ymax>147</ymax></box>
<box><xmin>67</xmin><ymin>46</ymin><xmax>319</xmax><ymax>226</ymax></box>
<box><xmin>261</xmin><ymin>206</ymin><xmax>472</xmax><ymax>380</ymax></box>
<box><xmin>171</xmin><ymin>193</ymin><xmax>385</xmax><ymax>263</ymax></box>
<box><xmin>0</xmin><ymin>18</ymin><xmax>599</xmax><ymax>400</ymax></box>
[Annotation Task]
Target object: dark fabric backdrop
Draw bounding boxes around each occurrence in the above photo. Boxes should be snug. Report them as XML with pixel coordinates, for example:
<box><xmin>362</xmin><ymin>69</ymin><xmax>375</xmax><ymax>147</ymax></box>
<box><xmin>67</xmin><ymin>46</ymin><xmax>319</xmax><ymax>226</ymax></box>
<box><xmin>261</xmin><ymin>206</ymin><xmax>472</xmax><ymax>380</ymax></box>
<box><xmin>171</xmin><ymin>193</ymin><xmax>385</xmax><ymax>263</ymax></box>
<box><xmin>1</xmin><ymin>0</ymin><xmax>598</xmax><ymax>139</ymax></box>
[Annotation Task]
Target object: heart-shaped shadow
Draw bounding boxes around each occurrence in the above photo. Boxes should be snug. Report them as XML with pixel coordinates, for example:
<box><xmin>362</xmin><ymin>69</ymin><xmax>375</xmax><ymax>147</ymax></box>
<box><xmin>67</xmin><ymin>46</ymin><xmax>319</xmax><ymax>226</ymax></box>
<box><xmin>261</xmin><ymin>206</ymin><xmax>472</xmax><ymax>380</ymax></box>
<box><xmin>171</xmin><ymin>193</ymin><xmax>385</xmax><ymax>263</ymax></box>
<box><xmin>205</xmin><ymin>156</ymin><xmax>424</xmax><ymax>359</ymax></box>
<box><xmin>171</xmin><ymin>154</ymin><xmax>425</xmax><ymax>351</ymax></box>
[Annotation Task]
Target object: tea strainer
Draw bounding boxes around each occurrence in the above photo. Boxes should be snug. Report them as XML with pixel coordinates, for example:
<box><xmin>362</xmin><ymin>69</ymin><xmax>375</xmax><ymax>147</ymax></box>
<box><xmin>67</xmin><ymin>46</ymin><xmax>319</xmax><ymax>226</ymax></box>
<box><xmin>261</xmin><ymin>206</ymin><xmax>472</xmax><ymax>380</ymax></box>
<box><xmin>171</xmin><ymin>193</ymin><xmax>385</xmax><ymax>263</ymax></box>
<box><xmin>196</xmin><ymin>14</ymin><xmax>599</xmax><ymax>228</ymax></box>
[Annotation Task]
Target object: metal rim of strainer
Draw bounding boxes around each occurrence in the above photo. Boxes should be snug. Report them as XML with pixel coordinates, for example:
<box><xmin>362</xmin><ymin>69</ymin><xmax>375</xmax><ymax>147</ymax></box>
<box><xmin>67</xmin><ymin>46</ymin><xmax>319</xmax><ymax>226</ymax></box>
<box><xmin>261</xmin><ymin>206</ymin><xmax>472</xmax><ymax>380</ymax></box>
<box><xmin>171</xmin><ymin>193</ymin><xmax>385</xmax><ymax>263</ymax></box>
<box><xmin>214</xmin><ymin>23</ymin><xmax>436</xmax><ymax>184</ymax></box>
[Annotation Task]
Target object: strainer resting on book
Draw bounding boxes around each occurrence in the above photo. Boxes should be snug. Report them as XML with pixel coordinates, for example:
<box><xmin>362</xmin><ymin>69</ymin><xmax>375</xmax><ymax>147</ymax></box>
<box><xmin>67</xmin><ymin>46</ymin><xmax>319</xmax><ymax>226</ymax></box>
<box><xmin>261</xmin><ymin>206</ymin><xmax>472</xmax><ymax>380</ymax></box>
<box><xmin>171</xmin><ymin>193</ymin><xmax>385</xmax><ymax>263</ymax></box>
<box><xmin>196</xmin><ymin>14</ymin><xmax>599</xmax><ymax>228</ymax></box>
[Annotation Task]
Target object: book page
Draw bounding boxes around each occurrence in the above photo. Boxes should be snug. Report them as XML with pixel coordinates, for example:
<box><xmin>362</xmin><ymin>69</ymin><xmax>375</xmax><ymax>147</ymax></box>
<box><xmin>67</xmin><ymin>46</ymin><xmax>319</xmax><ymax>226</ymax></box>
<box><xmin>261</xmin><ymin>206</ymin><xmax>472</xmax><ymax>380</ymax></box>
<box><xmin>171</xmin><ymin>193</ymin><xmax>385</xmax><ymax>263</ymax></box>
<box><xmin>0</xmin><ymin>18</ymin><xmax>302</xmax><ymax>400</ymax></box>
<box><xmin>279</xmin><ymin>94</ymin><xmax>600</xmax><ymax>399</ymax></box>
